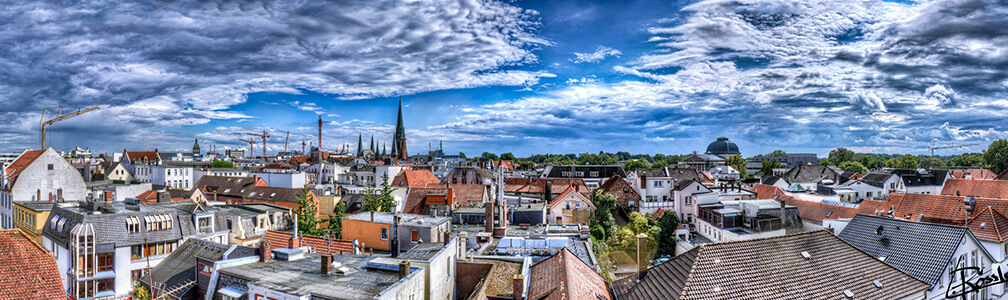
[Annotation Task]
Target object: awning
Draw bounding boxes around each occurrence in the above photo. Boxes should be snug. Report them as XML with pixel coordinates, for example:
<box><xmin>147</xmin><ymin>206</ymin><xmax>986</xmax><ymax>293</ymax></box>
<box><xmin>218</xmin><ymin>286</ymin><xmax>246</xmax><ymax>298</ymax></box>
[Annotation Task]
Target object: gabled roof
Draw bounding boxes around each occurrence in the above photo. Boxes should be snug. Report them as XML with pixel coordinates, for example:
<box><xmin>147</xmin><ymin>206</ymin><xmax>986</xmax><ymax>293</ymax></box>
<box><xmin>617</xmin><ymin>230</ymin><xmax>929</xmax><ymax>300</ymax></box>
<box><xmin>550</xmin><ymin>186</ymin><xmax>595</xmax><ymax>210</ymax></box>
<box><xmin>948</xmin><ymin>168</ymin><xmax>998</xmax><ymax>180</ymax></box>
<box><xmin>528</xmin><ymin>248</ymin><xmax>612</xmax><ymax>300</ymax></box>
<box><xmin>997</xmin><ymin>169</ymin><xmax>1008</xmax><ymax>180</ymax></box>
<box><xmin>194</xmin><ymin>176</ymin><xmax>266</xmax><ymax>194</ymax></box>
<box><xmin>391</xmin><ymin>169</ymin><xmax>441</xmax><ymax>188</ymax></box>
<box><xmin>878</xmin><ymin>193</ymin><xmax>966</xmax><ymax>225</ymax></box>
<box><xmin>754</xmin><ymin>184</ymin><xmax>784</xmax><ymax>199</ymax></box>
<box><xmin>780</xmin><ymin>196</ymin><xmax>886</xmax><ymax>223</ymax></box>
<box><xmin>0</xmin><ymin>229</ymin><xmax>65</xmax><ymax>300</ymax></box>
<box><xmin>780</xmin><ymin>165</ymin><xmax>842</xmax><ymax>184</ymax></box>
<box><xmin>598</xmin><ymin>175</ymin><xmax>641</xmax><ymax>207</ymax></box>
<box><xmin>260</xmin><ymin>230</ymin><xmax>355</xmax><ymax>255</ymax></box>
<box><xmin>941</xmin><ymin>179</ymin><xmax>1008</xmax><ymax>199</ymax></box>
<box><xmin>504</xmin><ymin>177</ymin><xmax>589</xmax><ymax>195</ymax></box>
<box><xmin>760</xmin><ymin>175</ymin><xmax>783</xmax><ymax>185</ymax></box>
<box><xmin>448</xmin><ymin>184</ymin><xmax>487</xmax><ymax>208</ymax></box>
<box><xmin>4</xmin><ymin>149</ymin><xmax>43</xmax><ymax>177</ymax></box>
<box><xmin>402</xmin><ymin>187</ymin><xmax>450</xmax><ymax>215</ymax></box>
<box><xmin>967</xmin><ymin>206</ymin><xmax>1008</xmax><ymax>242</ymax></box>
<box><xmin>838</xmin><ymin>214</ymin><xmax>978</xmax><ymax>286</ymax></box>
<box><xmin>860</xmin><ymin>172</ymin><xmax>896</xmax><ymax>188</ymax></box>
<box><xmin>125</xmin><ymin>150</ymin><xmax>159</xmax><ymax>163</ymax></box>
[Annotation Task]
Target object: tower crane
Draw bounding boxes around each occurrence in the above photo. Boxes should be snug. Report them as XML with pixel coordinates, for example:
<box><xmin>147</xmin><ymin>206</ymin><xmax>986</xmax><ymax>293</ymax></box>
<box><xmin>929</xmin><ymin>143</ymin><xmax>979</xmax><ymax>157</ymax></box>
<box><xmin>239</xmin><ymin>138</ymin><xmax>256</xmax><ymax>158</ymax></box>
<box><xmin>40</xmin><ymin>105</ymin><xmax>100</xmax><ymax>149</ymax></box>
<box><xmin>246</xmin><ymin>131</ymin><xmax>270</xmax><ymax>157</ymax></box>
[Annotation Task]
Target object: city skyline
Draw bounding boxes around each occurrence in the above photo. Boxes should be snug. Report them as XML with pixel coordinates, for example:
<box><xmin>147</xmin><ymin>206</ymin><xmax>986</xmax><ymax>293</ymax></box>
<box><xmin>1</xmin><ymin>0</ymin><xmax>1006</xmax><ymax>156</ymax></box>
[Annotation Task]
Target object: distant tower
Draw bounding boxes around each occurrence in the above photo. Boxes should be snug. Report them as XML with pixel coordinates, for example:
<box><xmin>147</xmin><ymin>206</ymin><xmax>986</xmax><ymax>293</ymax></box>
<box><xmin>192</xmin><ymin>139</ymin><xmax>201</xmax><ymax>155</ymax></box>
<box><xmin>394</xmin><ymin>97</ymin><xmax>408</xmax><ymax>160</ymax></box>
<box><xmin>370</xmin><ymin>135</ymin><xmax>375</xmax><ymax>154</ymax></box>
<box><xmin>357</xmin><ymin>134</ymin><xmax>364</xmax><ymax>157</ymax></box>
<box><xmin>317</xmin><ymin>116</ymin><xmax>323</xmax><ymax>149</ymax></box>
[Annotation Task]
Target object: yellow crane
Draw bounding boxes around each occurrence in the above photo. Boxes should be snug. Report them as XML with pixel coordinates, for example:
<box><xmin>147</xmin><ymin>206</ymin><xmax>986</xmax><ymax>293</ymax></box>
<box><xmin>40</xmin><ymin>105</ymin><xmax>100</xmax><ymax>149</ymax></box>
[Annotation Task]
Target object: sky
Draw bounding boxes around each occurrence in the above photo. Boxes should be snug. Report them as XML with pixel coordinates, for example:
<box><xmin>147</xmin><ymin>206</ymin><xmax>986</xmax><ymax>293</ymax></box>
<box><xmin>1</xmin><ymin>0</ymin><xmax>1007</xmax><ymax>158</ymax></box>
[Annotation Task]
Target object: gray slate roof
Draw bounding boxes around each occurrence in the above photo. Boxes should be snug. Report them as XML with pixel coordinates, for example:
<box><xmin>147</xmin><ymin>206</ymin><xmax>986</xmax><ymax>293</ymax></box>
<box><xmin>781</xmin><ymin>165</ymin><xmax>843</xmax><ymax>184</ymax></box>
<box><xmin>616</xmin><ymin>230</ymin><xmax>929</xmax><ymax>300</ymax></box>
<box><xmin>140</xmin><ymin>239</ymin><xmax>233</xmax><ymax>299</ymax></box>
<box><xmin>860</xmin><ymin>172</ymin><xmax>896</xmax><ymax>188</ymax></box>
<box><xmin>44</xmin><ymin>205</ymin><xmax>186</xmax><ymax>247</ymax></box>
<box><xmin>838</xmin><ymin>214</ymin><xmax>974</xmax><ymax>286</ymax></box>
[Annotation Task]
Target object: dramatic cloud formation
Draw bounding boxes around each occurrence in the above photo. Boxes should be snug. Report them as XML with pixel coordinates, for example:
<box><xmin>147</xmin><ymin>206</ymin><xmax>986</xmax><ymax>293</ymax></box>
<box><xmin>571</xmin><ymin>46</ymin><xmax>622</xmax><ymax>63</ymax></box>
<box><xmin>0</xmin><ymin>0</ymin><xmax>547</xmax><ymax>151</ymax></box>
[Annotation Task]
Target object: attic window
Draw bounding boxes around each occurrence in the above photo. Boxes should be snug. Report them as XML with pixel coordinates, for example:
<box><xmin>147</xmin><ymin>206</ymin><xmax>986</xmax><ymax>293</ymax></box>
<box><xmin>981</xmin><ymin>222</ymin><xmax>987</xmax><ymax>228</ymax></box>
<box><xmin>249</xmin><ymin>192</ymin><xmax>256</xmax><ymax>197</ymax></box>
<box><xmin>873</xmin><ymin>280</ymin><xmax>883</xmax><ymax>288</ymax></box>
<box><xmin>270</xmin><ymin>193</ymin><xmax>276</xmax><ymax>197</ymax></box>
<box><xmin>800</xmin><ymin>251</ymin><xmax>811</xmax><ymax>259</ymax></box>
<box><xmin>826</xmin><ymin>211</ymin><xmax>832</xmax><ymax>217</ymax></box>
<box><xmin>48</xmin><ymin>164</ymin><xmax>53</xmax><ymax>170</ymax></box>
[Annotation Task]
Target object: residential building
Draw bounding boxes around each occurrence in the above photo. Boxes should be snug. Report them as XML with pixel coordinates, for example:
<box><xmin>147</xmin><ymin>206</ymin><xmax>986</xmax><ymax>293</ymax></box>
<box><xmin>527</xmin><ymin>248</ymin><xmax>612</xmax><ymax>300</ymax></box>
<box><xmin>892</xmin><ymin>169</ymin><xmax>948</xmax><ymax>195</ymax></box>
<box><xmin>259</xmin><ymin>230</ymin><xmax>358</xmax><ymax>255</ymax></box>
<box><xmin>391</xmin><ymin>169</ymin><xmax>441</xmax><ymax>189</ymax></box>
<box><xmin>941</xmin><ymin>167</ymin><xmax>999</xmax><ymax>180</ymax></box>
<box><xmin>444</xmin><ymin>166</ymin><xmax>494</xmax><ymax>185</ymax></box>
<box><xmin>547</xmin><ymin>186</ymin><xmax>596</xmax><ymax>224</ymax></box>
<box><xmin>0</xmin><ymin>229</ymin><xmax>66</xmax><ymax>299</ymax></box>
<box><xmin>12</xmin><ymin>201</ymin><xmax>54</xmax><ymax>244</ymax></box>
<box><xmin>966</xmin><ymin>206</ymin><xmax>1008</xmax><ymax>262</ymax></box>
<box><xmin>398</xmin><ymin>238</ymin><xmax>459</xmax><ymax>300</ymax></box>
<box><xmin>778</xmin><ymin>164</ymin><xmax>843</xmax><ymax>192</ymax></box>
<box><xmin>248</xmin><ymin>171</ymin><xmax>306</xmax><ymax>189</ymax></box>
<box><xmin>596</xmin><ymin>174</ymin><xmax>641</xmax><ymax>209</ymax></box>
<box><xmin>708</xmin><ymin>165</ymin><xmax>740</xmax><ymax>180</ymax></box>
<box><xmin>615</xmin><ymin>229</ymin><xmax>929</xmax><ymax>300</ymax></box>
<box><xmin>504</xmin><ymin>177</ymin><xmax>589</xmax><ymax>203</ymax></box>
<box><xmin>833</xmin><ymin>179</ymin><xmax>886</xmax><ymax>202</ymax></box>
<box><xmin>875</xmin><ymin>193</ymin><xmax>967</xmax><ymax>225</ymax></box>
<box><xmin>745</xmin><ymin>153</ymin><xmax>818</xmax><ymax>175</ymax></box>
<box><xmin>218</xmin><ymin>203</ymin><xmax>293</xmax><ymax>246</ymax></box>
<box><xmin>1</xmin><ymin>148</ymin><xmax>87</xmax><ymax>229</ymax></box>
<box><xmin>860</xmin><ymin>172</ymin><xmax>906</xmax><ymax>195</ymax></box>
<box><xmin>632</xmin><ymin>166</ymin><xmax>704</xmax><ymax>214</ymax></box>
<box><xmin>540</xmin><ymin>165</ymin><xmax>626</xmax><ymax>188</ymax></box>
<box><xmin>694</xmin><ymin>199</ymin><xmax>787</xmax><ymax>243</ymax></box>
<box><xmin>133</xmin><ymin>163</ymin><xmax>199</xmax><ymax>190</ymax></box>
<box><xmin>342</xmin><ymin>212</ymin><xmax>451</xmax><ymax>252</ymax></box>
<box><xmin>194</xmin><ymin>175</ymin><xmax>323</xmax><ymax>219</ymax></box>
<box><xmin>42</xmin><ymin>201</ymin><xmax>229</xmax><ymax>299</ymax></box>
<box><xmin>839</xmin><ymin>214</ymin><xmax>1000</xmax><ymax>300</ymax></box>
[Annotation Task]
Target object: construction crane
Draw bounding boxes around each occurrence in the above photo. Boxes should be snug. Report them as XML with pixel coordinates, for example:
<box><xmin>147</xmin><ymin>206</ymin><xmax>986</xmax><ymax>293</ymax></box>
<box><xmin>284</xmin><ymin>131</ymin><xmax>290</xmax><ymax>153</ymax></box>
<box><xmin>239</xmin><ymin>138</ymin><xmax>256</xmax><ymax>158</ymax></box>
<box><xmin>929</xmin><ymin>143</ymin><xmax>979</xmax><ymax>157</ymax></box>
<box><xmin>246</xmin><ymin>131</ymin><xmax>270</xmax><ymax>157</ymax></box>
<box><xmin>39</xmin><ymin>105</ymin><xmax>100</xmax><ymax>149</ymax></box>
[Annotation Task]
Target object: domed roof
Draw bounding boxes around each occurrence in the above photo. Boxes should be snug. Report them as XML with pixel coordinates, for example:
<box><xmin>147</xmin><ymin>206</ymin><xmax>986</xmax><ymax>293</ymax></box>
<box><xmin>705</xmin><ymin>137</ymin><xmax>739</xmax><ymax>156</ymax></box>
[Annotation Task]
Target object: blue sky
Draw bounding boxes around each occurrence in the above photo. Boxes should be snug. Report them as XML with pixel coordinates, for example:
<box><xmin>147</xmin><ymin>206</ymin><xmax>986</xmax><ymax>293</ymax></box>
<box><xmin>1</xmin><ymin>0</ymin><xmax>1007</xmax><ymax>157</ymax></box>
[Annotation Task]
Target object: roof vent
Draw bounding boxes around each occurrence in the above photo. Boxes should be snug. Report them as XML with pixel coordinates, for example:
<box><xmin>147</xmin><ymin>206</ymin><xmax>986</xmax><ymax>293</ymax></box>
<box><xmin>843</xmin><ymin>290</ymin><xmax>854</xmax><ymax>299</ymax></box>
<box><xmin>873</xmin><ymin>280</ymin><xmax>883</xmax><ymax>288</ymax></box>
<box><xmin>981</xmin><ymin>222</ymin><xmax>987</xmax><ymax>228</ymax></box>
<box><xmin>800</xmin><ymin>251</ymin><xmax>811</xmax><ymax>259</ymax></box>
<box><xmin>875</xmin><ymin>226</ymin><xmax>884</xmax><ymax>235</ymax></box>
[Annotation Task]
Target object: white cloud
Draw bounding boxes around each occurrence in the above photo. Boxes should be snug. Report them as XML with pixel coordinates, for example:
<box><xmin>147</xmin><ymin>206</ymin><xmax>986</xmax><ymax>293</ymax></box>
<box><xmin>571</xmin><ymin>46</ymin><xmax>622</xmax><ymax>64</ymax></box>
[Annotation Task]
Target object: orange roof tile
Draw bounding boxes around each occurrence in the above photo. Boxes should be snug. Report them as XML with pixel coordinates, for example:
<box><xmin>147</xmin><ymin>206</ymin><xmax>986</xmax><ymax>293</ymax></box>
<box><xmin>949</xmin><ymin>168</ymin><xmax>998</xmax><ymax>180</ymax></box>
<box><xmin>529</xmin><ymin>248</ymin><xmax>611</xmax><ymax>300</ymax></box>
<box><xmin>126</xmin><ymin>150</ymin><xmax>159</xmax><ymax>163</ymax></box>
<box><xmin>0</xmin><ymin>229</ymin><xmax>65</xmax><ymax>299</ymax></box>
<box><xmin>880</xmin><ymin>193</ymin><xmax>967</xmax><ymax>225</ymax></box>
<box><xmin>967</xmin><ymin>206</ymin><xmax>1008</xmax><ymax>242</ymax></box>
<box><xmin>391</xmin><ymin>170</ymin><xmax>441</xmax><ymax>188</ymax></box>
<box><xmin>4</xmin><ymin>150</ymin><xmax>44</xmax><ymax>178</ymax></box>
<box><xmin>504</xmin><ymin>178</ymin><xmax>589</xmax><ymax>195</ymax></box>
<box><xmin>550</xmin><ymin>186</ymin><xmax>594</xmax><ymax>210</ymax></box>
<box><xmin>598</xmin><ymin>175</ymin><xmax>640</xmax><ymax>208</ymax></box>
<box><xmin>402</xmin><ymin>187</ymin><xmax>450</xmax><ymax>215</ymax></box>
<box><xmin>941</xmin><ymin>179</ymin><xmax>1008</xmax><ymax>199</ymax></box>
<box><xmin>754</xmin><ymin>184</ymin><xmax>784</xmax><ymax>199</ymax></box>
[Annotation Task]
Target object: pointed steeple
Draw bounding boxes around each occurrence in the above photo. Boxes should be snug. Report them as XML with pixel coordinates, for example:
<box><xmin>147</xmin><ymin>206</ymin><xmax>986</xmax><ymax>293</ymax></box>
<box><xmin>357</xmin><ymin>134</ymin><xmax>363</xmax><ymax>157</ymax></box>
<box><xmin>395</xmin><ymin>96</ymin><xmax>406</xmax><ymax>139</ymax></box>
<box><xmin>382</xmin><ymin>143</ymin><xmax>387</xmax><ymax>157</ymax></box>
<box><xmin>393</xmin><ymin>96</ymin><xmax>408</xmax><ymax>160</ymax></box>
<box><xmin>391</xmin><ymin>134</ymin><xmax>399</xmax><ymax>157</ymax></box>
<box><xmin>370</xmin><ymin>135</ymin><xmax>375</xmax><ymax>152</ymax></box>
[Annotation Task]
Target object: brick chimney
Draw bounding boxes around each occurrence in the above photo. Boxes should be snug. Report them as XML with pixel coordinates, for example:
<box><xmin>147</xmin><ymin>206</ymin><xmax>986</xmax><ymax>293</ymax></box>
<box><xmin>637</xmin><ymin>233</ymin><xmax>649</xmax><ymax>271</ymax></box>
<box><xmin>288</xmin><ymin>235</ymin><xmax>300</xmax><ymax>249</ymax></box>
<box><xmin>259</xmin><ymin>240</ymin><xmax>272</xmax><ymax>262</ymax></box>
<box><xmin>398</xmin><ymin>260</ymin><xmax>411</xmax><ymax>279</ymax></box>
<box><xmin>513</xmin><ymin>274</ymin><xmax>525</xmax><ymax>300</ymax></box>
<box><xmin>485</xmin><ymin>200</ymin><xmax>495</xmax><ymax>233</ymax></box>
<box><xmin>321</xmin><ymin>254</ymin><xmax>333</xmax><ymax>274</ymax></box>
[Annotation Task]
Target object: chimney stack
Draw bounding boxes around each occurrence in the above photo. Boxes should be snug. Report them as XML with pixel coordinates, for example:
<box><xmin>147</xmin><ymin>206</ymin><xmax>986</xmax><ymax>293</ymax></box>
<box><xmin>398</xmin><ymin>260</ymin><xmax>411</xmax><ymax>279</ymax></box>
<box><xmin>637</xmin><ymin>233</ymin><xmax>649</xmax><ymax>271</ymax></box>
<box><xmin>544</xmin><ymin>180</ymin><xmax>553</xmax><ymax>203</ymax></box>
<box><xmin>513</xmin><ymin>274</ymin><xmax>525</xmax><ymax>300</ymax></box>
<box><xmin>321</xmin><ymin>254</ymin><xmax>333</xmax><ymax>274</ymax></box>
<box><xmin>259</xmin><ymin>240</ymin><xmax>272</xmax><ymax>262</ymax></box>
<box><xmin>485</xmin><ymin>200</ymin><xmax>495</xmax><ymax>233</ymax></box>
<box><xmin>391</xmin><ymin>215</ymin><xmax>401</xmax><ymax>258</ymax></box>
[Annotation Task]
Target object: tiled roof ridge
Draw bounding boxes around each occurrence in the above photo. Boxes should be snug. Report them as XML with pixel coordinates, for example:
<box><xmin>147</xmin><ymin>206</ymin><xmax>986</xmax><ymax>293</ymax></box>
<box><xmin>968</xmin><ymin>205</ymin><xmax>1008</xmax><ymax>241</ymax></box>
<box><xmin>701</xmin><ymin>228</ymin><xmax>832</xmax><ymax>250</ymax></box>
<box><xmin>854</xmin><ymin>213</ymin><xmax>969</xmax><ymax>230</ymax></box>
<box><xmin>1</xmin><ymin>229</ymin><xmax>49</xmax><ymax>255</ymax></box>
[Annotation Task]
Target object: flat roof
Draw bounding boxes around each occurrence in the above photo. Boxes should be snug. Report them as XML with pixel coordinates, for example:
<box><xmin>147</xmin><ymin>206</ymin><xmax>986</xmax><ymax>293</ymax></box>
<box><xmin>218</xmin><ymin>253</ymin><xmax>405</xmax><ymax>300</ymax></box>
<box><xmin>13</xmin><ymin>201</ymin><xmax>54</xmax><ymax>212</ymax></box>
<box><xmin>344</xmin><ymin>212</ymin><xmax>449</xmax><ymax>227</ymax></box>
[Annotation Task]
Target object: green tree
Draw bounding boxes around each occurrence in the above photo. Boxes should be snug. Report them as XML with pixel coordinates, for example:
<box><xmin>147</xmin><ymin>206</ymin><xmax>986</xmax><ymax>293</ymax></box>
<box><xmin>654</xmin><ymin>211</ymin><xmax>680</xmax><ymax>257</ymax></box>
<box><xmin>327</xmin><ymin>202</ymin><xmax>347</xmax><ymax>239</ymax></box>
<box><xmin>828</xmin><ymin>148</ymin><xmax>855</xmax><ymax>164</ymax></box>
<box><xmin>838</xmin><ymin>161</ymin><xmax>868</xmax><ymax>174</ymax></box>
<box><xmin>761</xmin><ymin>160</ymin><xmax>783</xmax><ymax>176</ymax></box>
<box><xmin>293</xmin><ymin>187</ymin><xmax>321</xmax><ymax>235</ymax></box>
<box><xmin>949</xmin><ymin>153</ymin><xmax>984</xmax><ymax>167</ymax></box>
<box><xmin>768</xmin><ymin>150</ymin><xmax>787</xmax><ymax>157</ymax></box>
<box><xmin>623</xmin><ymin>159</ymin><xmax>651</xmax><ymax>171</ymax></box>
<box><xmin>865</xmin><ymin>156</ymin><xmax>887</xmax><ymax>170</ymax></box>
<box><xmin>984</xmin><ymin>139</ymin><xmax>1008</xmax><ymax>174</ymax></box>
<box><xmin>725</xmin><ymin>155</ymin><xmax>748</xmax><ymax>179</ymax></box>
<box><xmin>363</xmin><ymin>174</ymin><xmax>397</xmax><ymax>213</ymax></box>
<box><xmin>458</xmin><ymin>152</ymin><xmax>467</xmax><ymax>158</ymax></box>
<box><xmin>885</xmin><ymin>158</ymin><xmax>900</xmax><ymax>168</ymax></box>
<box><xmin>500</xmin><ymin>152</ymin><xmax>516</xmax><ymax>161</ymax></box>
<box><xmin>818</xmin><ymin>158</ymin><xmax>833</xmax><ymax>166</ymax></box>
<box><xmin>895</xmin><ymin>154</ymin><xmax>920</xmax><ymax>169</ymax></box>
<box><xmin>920</xmin><ymin>157</ymin><xmax>944</xmax><ymax>169</ymax></box>
<box><xmin>211</xmin><ymin>160</ymin><xmax>235</xmax><ymax>168</ymax></box>
<box><xmin>481</xmin><ymin>151</ymin><xmax>498</xmax><ymax>160</ymax></box>
<box><xmin>593</xmin><ymin>191</ymin><xmax>617</xmax><ymax>240</ymax></box>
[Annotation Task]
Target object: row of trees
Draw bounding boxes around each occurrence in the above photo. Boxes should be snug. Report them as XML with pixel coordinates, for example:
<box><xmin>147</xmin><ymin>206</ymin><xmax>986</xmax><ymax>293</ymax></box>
<box><xmin>820</xmin><ymin>140</ymin><xmax>1008</xmax><ymax>174</ymax></box>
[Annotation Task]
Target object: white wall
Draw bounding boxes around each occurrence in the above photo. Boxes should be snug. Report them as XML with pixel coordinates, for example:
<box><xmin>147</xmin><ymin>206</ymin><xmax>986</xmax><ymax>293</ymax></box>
<box><xmin>695</xmin><ymin>218</ymin><xmax>785</xmax><ymax>243</ymax></box>
<box><xmin>114</xmin><ymin>246</ymin><xmax>132</xmax><ymax>296</ymax></box>
<box><xmin>10</xmin><ymin>148</ymin><xmax>86</xmax><ymax>201</ymax></box>
<box><xmin>251</xmin><ymin>172</ymin><xmax>306</xmax><ymax>189</ymax></box>
<box><xmin>928</xmin><ymin>235</ymin><xmax>1001</xmax><ymax>300</ymax></box>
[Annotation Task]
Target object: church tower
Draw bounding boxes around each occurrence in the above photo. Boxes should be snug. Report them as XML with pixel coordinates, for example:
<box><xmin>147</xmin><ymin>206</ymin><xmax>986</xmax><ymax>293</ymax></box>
<box><xmin>394</xmin><ymin>97</ymin><xmax>407</xmax><ymax>160</ymax></box>
<box><xmin>192</xmin><ymin>139</ymin><xmax>201</xmax><ymax>155</ymax></box>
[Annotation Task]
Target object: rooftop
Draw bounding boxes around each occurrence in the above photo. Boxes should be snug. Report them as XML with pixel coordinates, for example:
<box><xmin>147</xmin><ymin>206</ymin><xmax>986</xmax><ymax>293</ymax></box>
<box><xmin>0</xmin><ymin>229</ymin><xmax>65</xmax><ymax>299</ymax></box>
<box><xmin>344</xmin><ymin>212</ymin><xmax>450</xmax><ymax>227</ymax></box>
<box><xmin>218</xmin><ymin>253</ymin><xmax>407</xmax><ymax>300</ymax></box>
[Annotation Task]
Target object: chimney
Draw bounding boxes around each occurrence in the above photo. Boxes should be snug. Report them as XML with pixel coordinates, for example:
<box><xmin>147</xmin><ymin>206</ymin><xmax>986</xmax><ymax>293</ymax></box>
<box><xmin>321</xmin><ymin>254</ymin><xmax>333</xmax><ymax>275</ymax></box>
<box><xmin>485</xmin><ymin>201</ymin><xmax>494</xmax><ymax>233</ymax></box>
<box><xmin>253</xmin><ymin>174</ymin><xmax>258</xmax><ymax>183</ymax></box>
<box><xmin>289</xmin><ymin>235</ymin><xmax>300</xmax><ymax>249</ymax></box>
<box><xmin>637</xmin><ymin>233</ymin><xmax>648</xmax><ymax>271</ymax></box>
<box><xmin>513</xmin><ymin>274</ymin><xmax>525</xmax><ymax>300</ymax></box>
<box><xmin>370</xmin><ymin>211</ymin><xmax>375</xmax><ymax>222</ymax></box>
<box><xmin>544</xmin><ymin>180</ymin><xmax>553</xmax><ymax>203</ymax></box>
<box><xmin>398</xmin><ymin>260</ymin><xmax>411</xmax><ymax>279</ymax></box>
<box><xmin>391</xmin><ymin>215</ymin><xmax>401</xmax><ymax>258</ymax></box>
<box><xmin>443</xmin><ymin>231</ymin><xmax>450</xmax><ymax>247</ymax></box>
<box><xmin>779</xmin><ymin>196</ymin><xmax>786</xmax><ymax>226</ymax></box>
<box><xmin>259</xmin><ymin>240</ymin><xmax>272</xmax><ymax>262</ymax></box>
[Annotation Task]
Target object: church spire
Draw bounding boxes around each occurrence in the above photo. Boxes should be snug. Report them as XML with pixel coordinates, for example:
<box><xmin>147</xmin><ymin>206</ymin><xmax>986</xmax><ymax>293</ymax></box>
<box><xmin>394</xmin><ymin>96</ymin><xmax>408</xmax><ymax>160</ymax></box>
<box><xmin>356</xmin><ymin>133</ymin><xmax>363</xmax><ymax>157</ymax></box>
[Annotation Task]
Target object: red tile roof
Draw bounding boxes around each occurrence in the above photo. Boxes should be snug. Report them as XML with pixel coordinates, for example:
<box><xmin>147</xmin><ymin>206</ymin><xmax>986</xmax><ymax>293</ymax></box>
<box><xmin>0</xmin><ymin>229</ymin><xmax>65</xmax><ymax>299</ymax></box>
<box><xmin>598</xmin><ymin>175</ymin><xmax>640</xmax><ymax>208</ymax></box>
<box><xmin>880</xmin><ymin>193</ymin><xmax>967</xmax><ymax>225</ymax></box>
<box><xmin>260</xmin><ymin>230</ymin><xmax>356</xmax><ymax>255</ymax></box>
<box><xmin>504</xmin><ymin>178</ymin><xmax>589</xmax><ymax>195</ymax></box>
<box><xmin>967</xmin><ymin>206</ymin><xmax>1008</xmax><ymax>242</ymax></box>
<box><xmin>974</xmin><ymin>198</ymin><xmax>1008</xmax><ymax>218</ymax></box>
<box><xmin>4</xmin><ymin>150</ymin><xmax>44</xmax><ymax>178</ymax></box>
<box><xmin>949</xmin><ymin>168</ymin><xmax>998</xmax><ymax>180</ymax></box>
<box><xmin>125</xmin><ymin>150</ymin><xmax>159</xmax><ymax>163</ymax></box>
<box><xmin>550</xmin><ymin>186</ymin><xmax>594</xmax><ymax>210</ymax></box>
<box><xmin>391</xmin><ymin>170</ymin><xmax>441</xmax><ymax>188</ymax></box>
<box><xmin>449</xmin><ymin>184</ymin><xmax>487</xmax><ymax>208</ymax></box>
<box><xmin>754</xmin><ymin>184</ymin><xmax>785</xmax><ymax>199</ymax></box>
<box><xmin>997</xmin><ymin>170</ymin><xmax>1008</xmax><ymax>180</ymax></box>
<box><xmin>529</xmin><ymin>248</ymin><xmax>611</xmax><ymax>300</ymax></box>
<box><xmin>780</xmin><ymin>196</ymin><xmax>887</xmax><ymax>223</ymax></box>
<box><xmin>402</xmin><ymin>187</ymin><xmax>451</xmax><ymax>215</ymax></box>
<box><xmin>941</xmin><ymin>179</ymin><xmax>1008</xmax><ymax>199</ymax></box>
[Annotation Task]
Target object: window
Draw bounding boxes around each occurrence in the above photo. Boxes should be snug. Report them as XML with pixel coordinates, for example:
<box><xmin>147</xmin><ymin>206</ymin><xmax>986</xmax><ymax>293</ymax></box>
<box><xmin>411</xmin><ymin>230</ymin><xmax>419</xmax><ymax>243</ymax></box>
<box><xmin>97</xmin><ymin>253</ymin><xmax>114</xmax><ymax>272</ymax></box>
<box><xmin>381</xmin><ymin>227</ymin><xmax>389</xmax><ymax>240</ymax></box>
<box><xmin>198</xmin><ymin>263</ymin><xmax>213</xmax><ymax>275</ymax></box>
<box><xmin>48</xmin><ymin>164</ymin><xmax>53</xmax><ymax>170</ymax></box>
<box><xmin>653</xmin><ymin>181</ymin><xmax>663</xmax><ymax>187</ymax></box>
<box><xmin>197</xmin><ymin>216</ymin><xmax>214</xmax><ymax>234</ymax></box>
<box><xmin>590</xmin><ymin>171</ymin><xmax>599</xmax><ymax>177</ymax></box>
